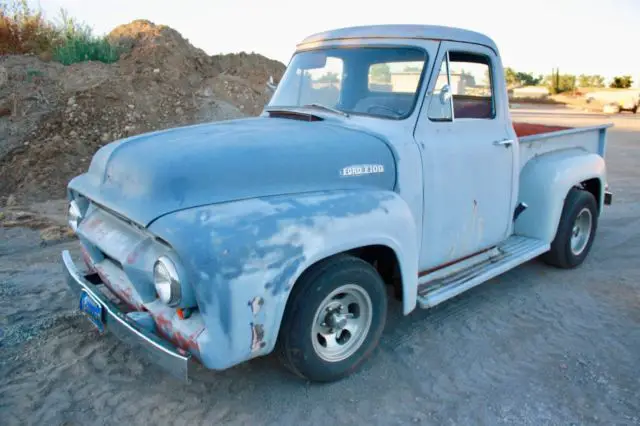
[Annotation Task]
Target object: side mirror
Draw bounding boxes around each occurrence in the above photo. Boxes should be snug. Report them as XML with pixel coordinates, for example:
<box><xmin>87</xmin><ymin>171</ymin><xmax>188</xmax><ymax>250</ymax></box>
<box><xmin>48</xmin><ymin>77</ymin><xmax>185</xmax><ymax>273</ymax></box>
<box><xmin>439</xmin><ymin>84</ymin><xmax>452</xmax><ymax>105</ymax></box>
<box><xmin>266</xmin><ymin>75</ymin><xmax>277</xmax><ymax>92</ymax></box>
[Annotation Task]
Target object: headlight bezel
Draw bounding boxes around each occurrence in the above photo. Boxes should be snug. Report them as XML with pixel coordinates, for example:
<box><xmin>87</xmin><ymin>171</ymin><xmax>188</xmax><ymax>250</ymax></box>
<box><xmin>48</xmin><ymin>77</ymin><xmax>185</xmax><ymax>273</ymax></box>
<box><xmin>153</xmin><ymin>255</ymin><xmax>182</xmax><ymax>307</ymax></box>
<box><xmin>68</xmin><ymin>200</ymin><xmax>83</xmax><ymax>232</ymax></box>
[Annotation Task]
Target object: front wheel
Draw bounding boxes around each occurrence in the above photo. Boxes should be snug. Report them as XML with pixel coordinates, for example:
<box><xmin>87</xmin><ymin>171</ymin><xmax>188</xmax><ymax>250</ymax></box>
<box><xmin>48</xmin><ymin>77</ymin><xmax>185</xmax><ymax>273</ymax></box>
<box><xmin>542</xmin><ymin>187</ymin><xmax>598</xmax><ymax>268</ymax></box>
<box><xmin>277</xmin><ymin>255</ymin><xmax>387</xmax><ymax>382</ymax></box>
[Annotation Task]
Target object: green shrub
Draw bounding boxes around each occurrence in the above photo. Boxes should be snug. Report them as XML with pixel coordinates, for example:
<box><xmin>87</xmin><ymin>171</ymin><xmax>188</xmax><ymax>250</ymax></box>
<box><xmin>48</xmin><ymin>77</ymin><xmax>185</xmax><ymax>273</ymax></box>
<box><xmin>0</xmin><ymin>1</ymin><xmax>126</xmax><ymax>64</ymax></box>
<box><xmin>53</xmin><ymin>35</ymin><xmax>123</xmax><ymax>65</ymax></box>
<box><xmin>0</xmin><ymin>0</ymin><xmax>59</xmax><ymax>55</ymax></box>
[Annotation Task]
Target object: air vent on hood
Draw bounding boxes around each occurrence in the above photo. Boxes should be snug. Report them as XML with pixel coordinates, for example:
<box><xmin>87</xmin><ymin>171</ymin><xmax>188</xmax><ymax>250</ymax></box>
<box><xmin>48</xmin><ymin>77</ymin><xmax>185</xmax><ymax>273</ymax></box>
<box><xmin>266</xmin><ymin>110</ymin><xmax>323</xmax><ymax>121</ymax></box>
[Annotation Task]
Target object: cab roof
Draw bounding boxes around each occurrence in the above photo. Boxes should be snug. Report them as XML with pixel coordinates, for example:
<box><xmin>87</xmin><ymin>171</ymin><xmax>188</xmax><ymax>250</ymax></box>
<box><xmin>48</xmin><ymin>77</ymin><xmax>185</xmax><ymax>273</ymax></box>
<box><xmin>298</xmin><ymin>24</ymin><xmax>498</xmax><ymax>53</ymax></box>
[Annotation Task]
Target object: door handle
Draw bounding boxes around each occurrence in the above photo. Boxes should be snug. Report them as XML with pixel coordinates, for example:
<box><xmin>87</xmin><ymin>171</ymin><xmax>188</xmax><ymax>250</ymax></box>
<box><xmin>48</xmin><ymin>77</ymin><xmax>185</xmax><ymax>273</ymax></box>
<box><xmin>493</xmin><ymin>139</ymin><xmax>514</xmax><ymax>147</ymax></box>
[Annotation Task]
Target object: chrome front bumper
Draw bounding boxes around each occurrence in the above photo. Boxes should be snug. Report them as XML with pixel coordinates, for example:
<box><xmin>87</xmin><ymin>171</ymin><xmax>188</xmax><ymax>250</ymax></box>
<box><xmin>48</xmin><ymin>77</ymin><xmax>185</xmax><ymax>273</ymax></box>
<box><xmin>62</xmin><ymin>250</ymin><xmax>191</xmax><ymax>383</ymax></box>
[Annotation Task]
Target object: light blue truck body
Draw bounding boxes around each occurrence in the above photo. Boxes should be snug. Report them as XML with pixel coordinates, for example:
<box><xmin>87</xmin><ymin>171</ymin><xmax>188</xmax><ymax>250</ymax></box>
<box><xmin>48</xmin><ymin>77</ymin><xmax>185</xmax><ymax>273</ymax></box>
<box><xmin>61</xmin><ymin>25</ymin><xmax>611</xmax><ymax>381</ymax></box>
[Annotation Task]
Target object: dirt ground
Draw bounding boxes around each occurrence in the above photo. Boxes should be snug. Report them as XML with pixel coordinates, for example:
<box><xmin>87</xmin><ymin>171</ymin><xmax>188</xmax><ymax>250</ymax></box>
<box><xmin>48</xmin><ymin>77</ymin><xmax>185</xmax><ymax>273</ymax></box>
<box><xmin>1</xmin><ymin>108</ymin><xmax>639</xmax><ymax>425</ymax></box>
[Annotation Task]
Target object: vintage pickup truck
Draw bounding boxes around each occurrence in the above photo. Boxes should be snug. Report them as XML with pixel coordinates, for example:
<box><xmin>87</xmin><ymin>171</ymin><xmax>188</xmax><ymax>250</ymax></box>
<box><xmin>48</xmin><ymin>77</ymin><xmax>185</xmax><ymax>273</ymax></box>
<box><xmin>62</xmin><ymin>24</ymin><xmax>613</xmax><ymax>383</ymax></box>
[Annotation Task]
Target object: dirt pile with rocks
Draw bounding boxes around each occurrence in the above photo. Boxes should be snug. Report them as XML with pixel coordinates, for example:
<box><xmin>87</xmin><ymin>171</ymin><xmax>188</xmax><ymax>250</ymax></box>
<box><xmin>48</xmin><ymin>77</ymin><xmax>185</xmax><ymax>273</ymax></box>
<box><xmin>0</xmin><ymin>20</ymin><xmax>285</xmax><ymax>203</ymax></box>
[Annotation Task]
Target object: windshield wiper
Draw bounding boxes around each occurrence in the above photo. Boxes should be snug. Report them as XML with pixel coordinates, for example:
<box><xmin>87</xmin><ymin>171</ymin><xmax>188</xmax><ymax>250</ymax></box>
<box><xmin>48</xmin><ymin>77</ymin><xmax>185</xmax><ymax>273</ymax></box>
<box><xmin>303</xmin><ymin>103</ymin><xmax>349</xmax><ymax>118</ymax></box>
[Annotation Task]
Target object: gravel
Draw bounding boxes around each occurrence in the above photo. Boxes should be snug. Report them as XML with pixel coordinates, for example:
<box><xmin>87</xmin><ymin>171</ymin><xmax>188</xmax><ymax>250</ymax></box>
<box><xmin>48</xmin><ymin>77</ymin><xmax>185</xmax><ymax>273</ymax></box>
<box><xmin>0</xmin><ymin>109</ymin><xmax>638</xmax><ymax>425</ymax></box>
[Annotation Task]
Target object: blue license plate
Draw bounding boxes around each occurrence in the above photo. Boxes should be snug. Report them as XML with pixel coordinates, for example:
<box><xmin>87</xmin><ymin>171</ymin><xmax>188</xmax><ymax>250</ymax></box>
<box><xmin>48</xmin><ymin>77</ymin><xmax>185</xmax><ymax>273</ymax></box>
<box><xmin>79</xmin><ymin>291</ymin><xmax>104</xmax><ymax>333</ymax></box>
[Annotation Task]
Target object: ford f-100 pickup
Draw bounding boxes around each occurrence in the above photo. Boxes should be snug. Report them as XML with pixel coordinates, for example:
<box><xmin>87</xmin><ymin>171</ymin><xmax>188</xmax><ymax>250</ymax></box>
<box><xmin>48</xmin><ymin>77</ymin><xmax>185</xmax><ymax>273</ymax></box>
<box><xmin>62</xmin><ymin>24</ymin><xmax>613</xmax><ymax>383</ymax></box>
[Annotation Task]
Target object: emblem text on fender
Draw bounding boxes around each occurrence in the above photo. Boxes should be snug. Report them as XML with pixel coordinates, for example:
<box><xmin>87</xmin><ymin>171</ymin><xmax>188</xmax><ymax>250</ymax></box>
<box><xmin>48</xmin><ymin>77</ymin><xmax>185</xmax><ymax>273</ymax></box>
<box><xmin>340</xmin><ymin>164</ymin><xmax>385</xmax><ymax>177</ymax></box>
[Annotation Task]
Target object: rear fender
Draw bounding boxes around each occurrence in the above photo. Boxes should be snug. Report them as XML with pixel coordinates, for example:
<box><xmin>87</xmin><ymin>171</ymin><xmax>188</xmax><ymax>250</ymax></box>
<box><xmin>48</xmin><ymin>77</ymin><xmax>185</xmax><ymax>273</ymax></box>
<box><xmin>515</xmin><ymin>149</ymin><xmax>605</xmax><ymax>242</ymax></box>
<box><xmin>149</xmin><ymin>190</ymin><xmax>419</xmax><ymax>369</ymax></box>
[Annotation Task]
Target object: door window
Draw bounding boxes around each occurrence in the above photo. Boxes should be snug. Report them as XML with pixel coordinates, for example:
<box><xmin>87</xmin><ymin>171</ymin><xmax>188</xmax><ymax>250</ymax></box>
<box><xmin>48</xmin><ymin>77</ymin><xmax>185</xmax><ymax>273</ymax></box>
<box><xmin>449</xmin><ymin>52</ymin><xmax>494</xmax><ymax>119</ymax></box>
<box><xmin>427</xmin><ymin>51</ymin><xmax>495</xmax><ymax>121</ymax></box>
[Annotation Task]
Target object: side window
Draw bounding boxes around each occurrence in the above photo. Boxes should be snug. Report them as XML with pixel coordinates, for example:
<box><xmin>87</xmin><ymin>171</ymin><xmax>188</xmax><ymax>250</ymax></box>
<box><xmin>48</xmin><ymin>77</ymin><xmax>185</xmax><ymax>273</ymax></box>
<box><xmin>427</xmin><ymin>55</ymin><xmax>453</xmax><ymax>121</ymax></box>
<box><xmin>448</xmin><ymin>52</ymin><xmax>494</xmax><ymax>119</ymax></box>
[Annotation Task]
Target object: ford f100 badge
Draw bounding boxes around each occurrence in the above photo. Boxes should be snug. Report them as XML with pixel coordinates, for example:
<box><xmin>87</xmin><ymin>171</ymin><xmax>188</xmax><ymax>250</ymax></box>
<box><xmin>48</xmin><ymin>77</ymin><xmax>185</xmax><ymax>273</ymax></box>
<box><xmin>340</xmin><ymin>164</ymin><xmax>385</xmax><ymax>177</ymax></box>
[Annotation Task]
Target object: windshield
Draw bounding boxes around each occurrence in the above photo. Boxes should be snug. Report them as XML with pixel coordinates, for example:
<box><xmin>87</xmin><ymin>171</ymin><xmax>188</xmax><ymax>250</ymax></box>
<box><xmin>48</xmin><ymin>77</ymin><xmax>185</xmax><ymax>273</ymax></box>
<box><xmin>268</xmin><ymin>47</ymin><xmax>428</xmax><ymax>119</ymax></box>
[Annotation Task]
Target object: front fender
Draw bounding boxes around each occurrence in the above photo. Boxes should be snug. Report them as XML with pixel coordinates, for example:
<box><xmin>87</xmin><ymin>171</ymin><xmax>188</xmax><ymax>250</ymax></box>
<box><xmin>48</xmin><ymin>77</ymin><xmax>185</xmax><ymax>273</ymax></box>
<box><xmin>148</xmin><ymin>189</ymin><xmax>418</xmax><ymax>370</ymax></box>
<box><xmin>515</xmin><ymin>149</ymin><xmax>605</xmax><ymax>242</ymax></box>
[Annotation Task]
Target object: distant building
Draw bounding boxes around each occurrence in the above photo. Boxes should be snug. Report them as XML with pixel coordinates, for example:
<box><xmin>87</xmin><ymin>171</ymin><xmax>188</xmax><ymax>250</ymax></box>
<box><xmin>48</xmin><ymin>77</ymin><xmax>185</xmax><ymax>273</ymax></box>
<box><xmin>383</xmin><ymin>71</ymin><xmax>478</xmax><ymax>94</ymax></box>
<box><xmin>511</xmin><ymin>86</ymin><xmax>550</xmax><ymax>99</ymax></box>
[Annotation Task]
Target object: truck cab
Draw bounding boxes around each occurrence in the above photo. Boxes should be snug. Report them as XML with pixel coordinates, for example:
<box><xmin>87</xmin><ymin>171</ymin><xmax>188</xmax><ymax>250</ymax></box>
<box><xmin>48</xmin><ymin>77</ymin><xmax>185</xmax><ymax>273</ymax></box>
<box><xmin>269</xmin><ymin>26</ymin><xmax>517</xmax><ymax>274</ymax></box>
<box><xmin>62</xmin><ymin>25</ymin><xmax>612</xmax><ymax>383</ymax></box>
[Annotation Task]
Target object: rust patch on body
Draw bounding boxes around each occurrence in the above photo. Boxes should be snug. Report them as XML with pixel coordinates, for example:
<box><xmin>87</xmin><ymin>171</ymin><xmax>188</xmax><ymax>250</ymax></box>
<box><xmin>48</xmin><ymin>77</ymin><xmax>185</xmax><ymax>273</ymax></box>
<box><xmin>250</xmin><ymin>323</ymin><xmax>265</xmax><ymax>352</ymax></box>
<box><xmin>154</xmin><ymin>313</ymin><xmax>203</xmax><ymax>355</ymax></box>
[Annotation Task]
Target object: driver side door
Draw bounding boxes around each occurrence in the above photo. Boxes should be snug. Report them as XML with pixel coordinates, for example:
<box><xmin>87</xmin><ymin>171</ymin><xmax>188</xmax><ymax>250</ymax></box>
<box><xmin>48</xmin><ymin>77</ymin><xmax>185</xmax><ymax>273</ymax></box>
<box><xmin>414</xmin><ymin>42</ymin><xmax>516</xmax><ymax>271</ymax></box>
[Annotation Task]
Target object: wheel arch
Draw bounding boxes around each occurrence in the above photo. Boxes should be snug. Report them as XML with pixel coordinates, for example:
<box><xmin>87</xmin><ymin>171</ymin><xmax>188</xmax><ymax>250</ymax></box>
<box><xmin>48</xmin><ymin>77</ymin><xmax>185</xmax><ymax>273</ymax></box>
<box><xmin>515</xmin><ymin>150</ymin><xmax>605</xmax><ymax>243</ymax></box>
<box><xmin>270</xmin><ymin>237</ymin><xmax>416</xmax><ymax>354</ymax></box>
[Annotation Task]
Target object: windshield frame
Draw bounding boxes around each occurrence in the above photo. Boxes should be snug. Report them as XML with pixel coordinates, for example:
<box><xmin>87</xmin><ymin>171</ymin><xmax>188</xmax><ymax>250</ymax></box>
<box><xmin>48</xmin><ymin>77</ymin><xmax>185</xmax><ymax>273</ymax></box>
<box><xmin>268</xmin><ymin>45</ymin><xmax>430</xmax><ymax>121</ymax></box>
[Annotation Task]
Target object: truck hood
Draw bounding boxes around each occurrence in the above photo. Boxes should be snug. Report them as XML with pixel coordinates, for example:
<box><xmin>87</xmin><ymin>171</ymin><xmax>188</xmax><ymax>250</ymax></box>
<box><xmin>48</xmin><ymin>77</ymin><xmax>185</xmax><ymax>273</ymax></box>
<box><xmin>69</xmin><ymin>116</ymin><xmax>396</xmax><ymax>226</ymax></box>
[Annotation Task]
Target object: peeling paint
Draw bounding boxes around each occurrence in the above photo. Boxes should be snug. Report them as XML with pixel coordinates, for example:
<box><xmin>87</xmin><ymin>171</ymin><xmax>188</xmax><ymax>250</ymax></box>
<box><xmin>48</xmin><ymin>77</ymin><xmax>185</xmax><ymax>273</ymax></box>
<box><xmin>249</xmin><ymin>297</ymin><xmax>264</xmax><ymax>315</ymax></box>
<box><xmin>250</xmin><ymin>323</ymin><xmax>265</xmax><ymax>352</ymax></box>
<box><xmin>148</xmin><ymin>189</ymin><xmax>418</xmax><ymax>370</ymax></box>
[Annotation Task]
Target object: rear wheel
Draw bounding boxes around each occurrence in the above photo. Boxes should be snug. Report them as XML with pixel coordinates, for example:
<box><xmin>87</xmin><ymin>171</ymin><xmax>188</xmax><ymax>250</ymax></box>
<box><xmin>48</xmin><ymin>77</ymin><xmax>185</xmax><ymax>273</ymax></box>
<box><xmin>277</xmin><ymin>255</ymin><xmax>387</xmax><ymax>382</ymax></box>
<box><xmin>542</xmin><ymin>187</ymin><xmax>598</xmax><ymax>268</ymax></box>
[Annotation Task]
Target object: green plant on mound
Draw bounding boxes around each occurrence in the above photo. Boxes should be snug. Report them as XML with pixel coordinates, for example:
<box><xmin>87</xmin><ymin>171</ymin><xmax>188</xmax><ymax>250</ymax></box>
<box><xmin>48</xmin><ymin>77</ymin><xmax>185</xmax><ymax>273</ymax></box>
<box><xmin>52</xmin><ymin>8</ymin><xmax>124</xmax><ymax>65</ymax></box>
<box><xmin>0</xmin><ymin>1</ymin><xmax>126</xmax><ymax>64</ymax></box>
<box><xmin>53</xmin><ymin>36</ymin><xmax>123</xmax><ymax>65</ymax></box>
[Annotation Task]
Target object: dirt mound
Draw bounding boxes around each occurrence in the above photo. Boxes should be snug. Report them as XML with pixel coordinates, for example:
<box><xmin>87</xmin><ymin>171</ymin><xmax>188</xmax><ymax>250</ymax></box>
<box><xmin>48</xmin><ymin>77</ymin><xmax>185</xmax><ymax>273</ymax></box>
<box><xmin>211</xmin><ymin>52</ymin><xmax>287</xmax><ymax>86</ymax></box>
<box><xmin>0</xmin><ymin>20</ymin><xmax>285</xmax><ymax>204</ymax></box>
<box><xmin>0</xmin><ymin>56</ymin><xmax>65</xmax><ymax>160</ymax></box>
<box><xmin>109</xmin><ymin>20</ymin><xmax>216</xmax><ymax>84</ymax></box>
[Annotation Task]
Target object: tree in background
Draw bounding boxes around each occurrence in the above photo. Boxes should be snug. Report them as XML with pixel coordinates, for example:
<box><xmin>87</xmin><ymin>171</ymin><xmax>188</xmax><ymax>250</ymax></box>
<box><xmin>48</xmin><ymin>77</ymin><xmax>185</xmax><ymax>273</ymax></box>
<box><xmin>578</xmin><ymin>74</ymin><xmax>605</xmax><ymax>88</ymax></box>
<box><xmin>504</xmin><ymin>67</ymin><xmax>543</xmax><ymax>87</ymax></box>
<box><xmin>609</xmin><ymin>75</ymin><xmax>633</xmax><ymax>89</ymax></box>
<box><xmin>504</xmin><ymin>67</ymin><xmax>518</xmax><ymax>87</ymax></box>
<box><xmin>546</xmin><ymin>68</ymin><xmax>576</xmax><ymax>94</ymax></box>
<box><xmin>515</xmin><ymin>71</ymin><xmax>542</xmax><ymax>86</ymax></box>
<box><xmin>369</xmin><ymin>63</ymin><xmax>391</xmax><ymax>83</ymax></box>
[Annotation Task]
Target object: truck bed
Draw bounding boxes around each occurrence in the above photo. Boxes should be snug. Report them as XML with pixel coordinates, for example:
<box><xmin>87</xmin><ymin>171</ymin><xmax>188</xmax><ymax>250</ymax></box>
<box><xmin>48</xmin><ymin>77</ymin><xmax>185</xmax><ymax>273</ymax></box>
<box><xmin>514</xmin><ymin>121</ymin><xmax>613</xmax><ymax>168</ymax></box>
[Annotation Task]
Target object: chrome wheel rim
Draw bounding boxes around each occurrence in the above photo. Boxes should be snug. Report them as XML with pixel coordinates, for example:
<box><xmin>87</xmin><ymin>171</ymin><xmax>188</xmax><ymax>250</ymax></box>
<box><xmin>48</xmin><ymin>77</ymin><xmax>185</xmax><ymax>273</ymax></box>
<box><xmin>311</xmin><ymin>284</ymin><xmax>373</xmax><ymax>363</ymax></box>
<box><xmin>570</xmin><ymin>207</ymin><xmax>593</xmax><ymax>256</ymax></box>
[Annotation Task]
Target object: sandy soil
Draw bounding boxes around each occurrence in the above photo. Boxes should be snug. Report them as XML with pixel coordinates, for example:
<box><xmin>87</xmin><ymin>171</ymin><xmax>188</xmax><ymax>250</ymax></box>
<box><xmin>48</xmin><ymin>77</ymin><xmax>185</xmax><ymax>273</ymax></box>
<box><xmin>1</xmin><ymin>109</ymin><xmax>639</xmax><ymax>425</ymax></box>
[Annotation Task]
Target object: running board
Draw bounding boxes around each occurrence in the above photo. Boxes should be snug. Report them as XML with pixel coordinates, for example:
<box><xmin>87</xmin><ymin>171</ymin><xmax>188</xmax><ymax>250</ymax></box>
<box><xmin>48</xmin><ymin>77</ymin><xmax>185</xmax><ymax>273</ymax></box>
<box><xmin>417</xmin><ymin>236</ymin><xmax>549</xmax><ymax>309</ymax></box>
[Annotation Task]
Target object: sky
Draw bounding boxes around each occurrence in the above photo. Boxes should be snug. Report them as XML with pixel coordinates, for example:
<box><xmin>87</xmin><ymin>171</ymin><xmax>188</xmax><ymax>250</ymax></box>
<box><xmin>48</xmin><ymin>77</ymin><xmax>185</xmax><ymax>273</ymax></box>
<box><xmin>34</xmin><ymin>0</ymin><xmax>640</xmax><ymax>85</ymax></box>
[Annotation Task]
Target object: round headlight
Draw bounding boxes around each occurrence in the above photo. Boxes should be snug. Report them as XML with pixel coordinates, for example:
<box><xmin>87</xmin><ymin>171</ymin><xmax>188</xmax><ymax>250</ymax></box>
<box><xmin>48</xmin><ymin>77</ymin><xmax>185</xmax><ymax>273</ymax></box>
<box><xmin>68</xmin><ymin>200</ymin><xmax>82</xmax><ymax>232</ymax></box>
<box><xmin>153</xmin><ymin>256</ymin><xmax>182</xmax><ymax>306</ymax></box>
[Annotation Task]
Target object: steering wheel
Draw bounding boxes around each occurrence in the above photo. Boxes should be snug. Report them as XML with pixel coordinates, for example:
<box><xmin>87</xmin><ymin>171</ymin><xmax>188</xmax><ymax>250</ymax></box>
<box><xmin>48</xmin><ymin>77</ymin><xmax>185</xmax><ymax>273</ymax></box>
<box><xmin>367</xmin><ymin>104</ymin><xmax>403</xmax><ymax>117</ymax></box>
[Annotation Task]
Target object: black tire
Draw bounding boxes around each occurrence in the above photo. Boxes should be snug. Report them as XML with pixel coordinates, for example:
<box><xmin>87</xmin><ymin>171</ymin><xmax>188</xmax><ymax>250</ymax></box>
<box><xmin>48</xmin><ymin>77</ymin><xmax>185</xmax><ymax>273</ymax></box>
<box><xmin>277</xmin><ymin>254</ymin><xmax>387</xmax><ymax>382</ymax></box>
<box><xmin>542</xmin><ymin>187</ymin><xmax>598</xmax><ymax>268</ymax></box>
